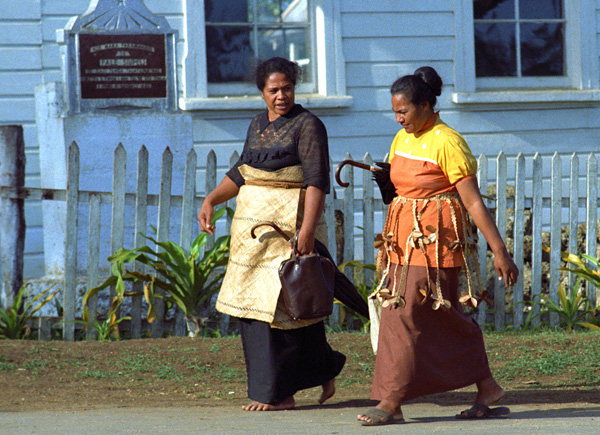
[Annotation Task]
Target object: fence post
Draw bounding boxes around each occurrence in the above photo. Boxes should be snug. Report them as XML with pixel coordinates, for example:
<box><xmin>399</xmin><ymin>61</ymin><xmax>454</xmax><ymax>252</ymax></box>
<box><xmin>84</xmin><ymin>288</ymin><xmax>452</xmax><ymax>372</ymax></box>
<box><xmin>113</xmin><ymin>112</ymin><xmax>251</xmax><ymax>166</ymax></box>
<box><xmin>64</xmin><ymin>142</ymin><xmax>80</xmax><ymax>341</ymax></box>
<box><xmin>0</xmin><ymin>125</ymin><xmax>25</xmax><ymax>309</ymax></box>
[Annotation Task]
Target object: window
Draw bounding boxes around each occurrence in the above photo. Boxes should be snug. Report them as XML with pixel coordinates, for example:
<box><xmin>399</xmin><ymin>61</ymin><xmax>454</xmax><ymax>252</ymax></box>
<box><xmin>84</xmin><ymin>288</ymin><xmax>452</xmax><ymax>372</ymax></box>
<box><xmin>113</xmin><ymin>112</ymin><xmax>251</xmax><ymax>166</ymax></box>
<box><xmin>474</xmin><ymin>0</ymin><xmax>565</xmax><ymax>79</ymax></box>
<box><xmin>205</xmin><ymin>0</ymin><xmax>314</xmax><ymax>96</ymax></box>
<box><xmin>453</xmin><ymin>0</ymin><xmax>600</xmax><ymax>103</ymax></box>
<box><xmin>181</xmin><ymin>0</ymin><xmax>351</xmax><ymax>110</ymax></box>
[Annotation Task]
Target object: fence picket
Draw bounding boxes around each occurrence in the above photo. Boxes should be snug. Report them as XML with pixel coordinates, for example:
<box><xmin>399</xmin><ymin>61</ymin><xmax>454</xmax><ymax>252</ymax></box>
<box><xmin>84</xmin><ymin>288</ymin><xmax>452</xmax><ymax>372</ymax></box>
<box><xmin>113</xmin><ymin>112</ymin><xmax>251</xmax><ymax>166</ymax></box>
<box><xmin>549</xmin><ymin>153</ymin><xmax>562</xmax><ymax>326</ymax></box>
<box><xmin>174</xmin><ymin>149</ymin><xmax>198</xmax><ymax>337</ymax></box>
<box><xmin>568</xmin><ymin>154</ymin><xmax>579</xmax><ymax>294</ymax></box>
<box><xmin>495</xmin><ymin>152</ymin><xmax>507</xmax><ymax>329</ymax></box>
<box><xmin>151</xmin><ymin>147</ymin><xmax>173</xmax><ymax>338</ymax></box>
<box><xmin>531</xmin><ymin>153</ymin><xmax>543</xmax><ymax>326</ymax></box>
<box><xmin>513</xmin><ymin>153</ymin><xmax>525</xmax><ymax>328</ymax></box>
<box><xmin>586</xmin><ymin>153</ymin><xmax>598</xmax><ymax>304</ymax></box>
<box><xmin>131</xmin><ymin>146</ymin><xmax>149</xmax><ymax>339</ymax></box>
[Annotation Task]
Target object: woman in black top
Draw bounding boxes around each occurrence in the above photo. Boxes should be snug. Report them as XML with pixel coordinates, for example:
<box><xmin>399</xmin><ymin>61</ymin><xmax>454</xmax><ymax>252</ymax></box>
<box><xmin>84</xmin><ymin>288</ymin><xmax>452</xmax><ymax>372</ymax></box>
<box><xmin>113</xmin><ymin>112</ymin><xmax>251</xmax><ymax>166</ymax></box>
<box><xmin>198</xmin><ymin>57</ymin><xmax>345</xmax><ymax>411</ymax></box>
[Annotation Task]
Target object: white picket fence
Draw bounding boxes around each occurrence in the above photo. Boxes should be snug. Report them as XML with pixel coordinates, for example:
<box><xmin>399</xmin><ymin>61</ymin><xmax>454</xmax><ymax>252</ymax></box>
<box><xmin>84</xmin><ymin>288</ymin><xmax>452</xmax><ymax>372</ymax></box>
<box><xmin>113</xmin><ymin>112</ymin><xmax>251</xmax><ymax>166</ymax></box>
<box><xmin>2</xmin><ymin>141</ymin><xmax>600</xmax><ymax>340</ymax></box>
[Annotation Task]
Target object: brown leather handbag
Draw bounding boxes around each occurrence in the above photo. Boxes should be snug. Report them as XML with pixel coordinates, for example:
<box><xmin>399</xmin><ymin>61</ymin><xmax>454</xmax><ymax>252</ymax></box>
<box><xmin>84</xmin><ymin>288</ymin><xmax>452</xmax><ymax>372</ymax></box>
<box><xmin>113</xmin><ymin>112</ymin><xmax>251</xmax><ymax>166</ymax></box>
<box><xmin>251</xmin><ymin>222</ymin><xmax>336</xmax><ymax>320</ymax></box>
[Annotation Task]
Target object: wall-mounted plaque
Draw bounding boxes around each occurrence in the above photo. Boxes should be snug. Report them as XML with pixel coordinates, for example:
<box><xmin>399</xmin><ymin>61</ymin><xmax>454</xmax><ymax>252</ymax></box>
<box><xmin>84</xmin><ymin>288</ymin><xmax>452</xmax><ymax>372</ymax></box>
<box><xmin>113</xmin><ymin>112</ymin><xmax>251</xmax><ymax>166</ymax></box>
<box><xmin>79</xmin><ymin>33</ymin><xmax>167</xmax><ymax>100</ymax></box>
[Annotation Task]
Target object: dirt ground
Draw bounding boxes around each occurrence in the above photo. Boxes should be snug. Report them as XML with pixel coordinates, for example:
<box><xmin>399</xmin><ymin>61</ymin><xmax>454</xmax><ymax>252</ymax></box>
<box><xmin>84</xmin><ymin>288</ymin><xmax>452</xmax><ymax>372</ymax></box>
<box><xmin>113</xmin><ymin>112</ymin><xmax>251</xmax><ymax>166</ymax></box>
<box><xmin>1</xmin><ymin>332</ymin><xmax>599</xmax><ymax>412</ymax></box>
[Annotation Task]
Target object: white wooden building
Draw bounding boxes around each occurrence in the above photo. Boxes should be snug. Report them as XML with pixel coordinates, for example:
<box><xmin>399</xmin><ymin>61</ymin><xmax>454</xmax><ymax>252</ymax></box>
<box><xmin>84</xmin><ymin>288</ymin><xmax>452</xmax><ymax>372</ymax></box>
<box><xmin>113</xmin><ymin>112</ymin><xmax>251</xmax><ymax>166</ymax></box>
<box><xmin>1</xmin><ymin>0</ymin><xmax>600</xmax><ymax>278</ymax></box>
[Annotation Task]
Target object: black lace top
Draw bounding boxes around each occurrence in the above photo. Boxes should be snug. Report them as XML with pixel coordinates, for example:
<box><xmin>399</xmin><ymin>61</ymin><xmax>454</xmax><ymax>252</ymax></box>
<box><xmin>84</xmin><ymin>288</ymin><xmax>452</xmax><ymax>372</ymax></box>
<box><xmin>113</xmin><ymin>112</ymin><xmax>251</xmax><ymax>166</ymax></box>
<box><xmin>226</xmin><ymin>104</ymin><xmax>330</xmax><ymax>193</ymax></box>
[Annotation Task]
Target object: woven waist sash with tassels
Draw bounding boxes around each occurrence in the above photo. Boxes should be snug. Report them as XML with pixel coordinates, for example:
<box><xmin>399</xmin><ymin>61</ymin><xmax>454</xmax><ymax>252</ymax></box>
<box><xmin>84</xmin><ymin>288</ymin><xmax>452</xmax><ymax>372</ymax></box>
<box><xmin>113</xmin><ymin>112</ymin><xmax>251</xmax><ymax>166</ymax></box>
<box><xmin>372</xmin><ymin>192</ymin><xmax>485</xmax><ymax>312</ymax></box>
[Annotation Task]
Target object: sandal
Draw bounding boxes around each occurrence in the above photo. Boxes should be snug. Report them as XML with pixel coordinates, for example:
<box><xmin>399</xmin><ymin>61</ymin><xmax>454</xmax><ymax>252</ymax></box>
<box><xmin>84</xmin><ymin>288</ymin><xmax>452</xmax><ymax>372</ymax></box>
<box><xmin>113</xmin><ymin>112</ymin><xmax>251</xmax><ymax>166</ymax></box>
<box><xmin>358</xmin><ymin>407</ymin><xmax>404</xmax><ymax>426</ymax></box>
<box><xmin>455</xmin><ymin>403</ymin><xmax>510</xmax><ymax>419</ymax></box>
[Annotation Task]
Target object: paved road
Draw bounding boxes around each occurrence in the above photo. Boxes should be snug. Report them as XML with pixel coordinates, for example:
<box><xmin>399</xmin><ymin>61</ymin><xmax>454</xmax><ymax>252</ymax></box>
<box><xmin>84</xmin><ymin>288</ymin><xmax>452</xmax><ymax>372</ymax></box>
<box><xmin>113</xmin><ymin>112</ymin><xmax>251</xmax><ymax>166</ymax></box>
<box><xmin>2</xmin><ymin>401</ymin><xmax>599</xmax><ymax>434</ymax></box>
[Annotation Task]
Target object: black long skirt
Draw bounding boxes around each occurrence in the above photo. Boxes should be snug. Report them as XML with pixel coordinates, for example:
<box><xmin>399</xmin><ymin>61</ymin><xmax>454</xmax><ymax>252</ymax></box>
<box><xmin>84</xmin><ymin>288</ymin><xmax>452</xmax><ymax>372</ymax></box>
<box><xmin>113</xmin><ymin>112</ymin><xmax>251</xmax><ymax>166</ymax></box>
<box><xmin>239</xmin><ymin>318</ymin><xmax>346</xmax><ymax>404</ymax></box>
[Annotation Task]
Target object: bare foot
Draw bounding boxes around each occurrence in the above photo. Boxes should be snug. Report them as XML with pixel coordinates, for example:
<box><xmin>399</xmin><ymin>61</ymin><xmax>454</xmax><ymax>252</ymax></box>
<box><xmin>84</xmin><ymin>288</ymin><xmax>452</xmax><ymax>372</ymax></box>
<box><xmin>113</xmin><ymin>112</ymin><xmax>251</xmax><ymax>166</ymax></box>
<box><xmin>357</xmin><ymin>400</ymin><xmax>403</xmax><ymax>423</ymax></box>
<box><xmin>319</xmin><ymin>378</ymin><xmax>335</xmax><ymax>404</ymax></box>
<box><xmin>475</xmin><ymin>376</ymin><xmax>505</xmax><ymax>406</ymax></box>
<box><xmin>242</xmin><ymin>396</ymin><xmax>295</xmax><ymax>411</ymax></box>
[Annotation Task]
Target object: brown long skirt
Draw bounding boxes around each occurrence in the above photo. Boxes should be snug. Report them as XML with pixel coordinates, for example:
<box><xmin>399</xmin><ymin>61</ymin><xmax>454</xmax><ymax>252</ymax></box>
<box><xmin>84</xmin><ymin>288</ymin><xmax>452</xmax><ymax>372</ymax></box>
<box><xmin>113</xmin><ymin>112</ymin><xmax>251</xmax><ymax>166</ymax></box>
<box><xmin>371</xmin><ymin>264</ymin><xmax>492</xmax><ymax>403</ymax></box>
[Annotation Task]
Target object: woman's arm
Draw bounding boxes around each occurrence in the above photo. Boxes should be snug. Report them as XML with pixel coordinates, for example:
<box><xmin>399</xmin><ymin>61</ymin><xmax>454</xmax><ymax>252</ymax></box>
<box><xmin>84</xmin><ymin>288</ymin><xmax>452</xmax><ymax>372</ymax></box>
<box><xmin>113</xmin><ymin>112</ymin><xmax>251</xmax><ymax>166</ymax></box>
<box><xmin>296</xmin><ymin>185</ymin><xmax>326</xmax><ymax>255</ymax></box>
<box><xmin>198</xmin><ymin>176</ymin><xmax>239</xmax><ymax>235</ymax></box>
<box><xmin>455</xmin><ymin>177</ymin><xmax>519</xmax><ymax>286</ymax></box>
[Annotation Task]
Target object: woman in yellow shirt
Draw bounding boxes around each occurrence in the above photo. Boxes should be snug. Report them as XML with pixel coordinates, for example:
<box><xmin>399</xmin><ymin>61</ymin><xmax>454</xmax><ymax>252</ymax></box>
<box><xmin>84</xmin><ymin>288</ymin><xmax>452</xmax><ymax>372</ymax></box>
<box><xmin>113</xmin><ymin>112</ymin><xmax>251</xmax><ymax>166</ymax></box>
<box><xmin>358</xmin><ymin>66</ymin><xmax>519</xmax><ymax>426</ymax></box>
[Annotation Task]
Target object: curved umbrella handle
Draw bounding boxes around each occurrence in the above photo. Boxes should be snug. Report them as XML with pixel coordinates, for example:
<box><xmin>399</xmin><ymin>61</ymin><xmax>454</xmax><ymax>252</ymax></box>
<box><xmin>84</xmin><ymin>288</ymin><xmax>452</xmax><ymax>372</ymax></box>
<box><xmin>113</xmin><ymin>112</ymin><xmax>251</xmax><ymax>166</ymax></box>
<box><xmin>335</xmin><ymin>160</ymin><xmax>380</xmax><ymax>187</ymax></box>
<box><xmin>250</xmin><ymin>222</ymin><xmax>292</xmax><ymax>242</ymax></box>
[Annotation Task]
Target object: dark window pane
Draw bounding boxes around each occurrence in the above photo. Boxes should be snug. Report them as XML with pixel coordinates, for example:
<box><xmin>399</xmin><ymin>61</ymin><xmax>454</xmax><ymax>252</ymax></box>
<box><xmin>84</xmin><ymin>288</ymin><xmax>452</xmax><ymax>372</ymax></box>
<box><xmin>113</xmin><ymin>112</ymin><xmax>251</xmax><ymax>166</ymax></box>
<box><xmin>519</xmin><ymin>0</ymin><xmax>562</xmax><ymax>19</ymax></box>
<box><xmin>205</xmin><ymin>0</ymin><xmax>250</xmax><ymax>23</ymax></box>
<box><xmin>474</xmin><ymin>0</ymin><xmax>514</xmax><ymax>20</ymax></box>
<box><xmin>206</xmin><ymin>26</ymin><xmax>253</xmax><ymax>83</ymax></box>
<box><xmin>257</xmin><ymin>0</ymin><xmax>305</xmax><ymax>23</ymax></box>
<box><xmin>521</xmin><ymin>23</ymin><xmax>564</xmax><ymax>76</ymax></box>
<box><xmin>475</xmin><ymin>23</ymin><xmax>516</xmax><ymax>76</ymax></box>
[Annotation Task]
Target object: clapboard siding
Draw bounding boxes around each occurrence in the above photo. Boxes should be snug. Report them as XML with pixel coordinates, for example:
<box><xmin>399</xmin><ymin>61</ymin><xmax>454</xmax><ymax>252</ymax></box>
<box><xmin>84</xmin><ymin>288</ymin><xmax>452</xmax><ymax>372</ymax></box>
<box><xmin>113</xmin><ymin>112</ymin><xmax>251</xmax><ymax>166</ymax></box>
<box><xmin>341</xmin><ymin>12</ymin><xmax>454</xmax><ymax>37</ymax></box>
<box><xmin>343</xmin><ymin>37</ymin><xmax>456</xmax><ymax>63</ymax></box>
<box><xmin>0</xmin><ymin>98</ymin><xmax>36</xmax><ymax>122</ymax></box>
<box><xmin>0</xmin><ymin>1</ymin><xmax>41</xmax><ymax>20</ymax></box>
<box><xmin>0</xmin><ymin>47</ymin><xmax>42</xmax><ymax>70</ymax></box>
<box><xmin>345</xmin><ymin>62</ymin><xmax>453</xmax><ymax>87</ymax></box>
<box><xmin>0</xmin><ymin>72</ymin><xmax>42</xmax><ymax>96</ymax></box>
<box><xmin>0</xmin><ymin>23</ymin><xmax>42</xmax><ymax>45</ymax></box>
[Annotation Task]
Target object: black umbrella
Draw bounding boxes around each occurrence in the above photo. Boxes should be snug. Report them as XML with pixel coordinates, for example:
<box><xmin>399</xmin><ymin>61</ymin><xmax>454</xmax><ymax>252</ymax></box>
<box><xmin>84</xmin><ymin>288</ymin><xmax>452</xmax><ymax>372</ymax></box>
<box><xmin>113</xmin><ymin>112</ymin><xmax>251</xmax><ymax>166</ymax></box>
<box><xmin>314</xmin><ymin>239</ymin><xmax>369</xmax><ymax>319</ymax></box>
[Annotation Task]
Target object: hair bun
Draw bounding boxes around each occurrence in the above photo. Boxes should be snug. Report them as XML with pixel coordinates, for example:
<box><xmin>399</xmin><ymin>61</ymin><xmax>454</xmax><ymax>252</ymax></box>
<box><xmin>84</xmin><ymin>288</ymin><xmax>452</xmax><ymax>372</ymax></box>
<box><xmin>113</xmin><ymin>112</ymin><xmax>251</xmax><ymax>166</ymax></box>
<box><xmin>414</xmin><ymin>66</ymin><xmax>442</xmax><ymax>96</ymax></box>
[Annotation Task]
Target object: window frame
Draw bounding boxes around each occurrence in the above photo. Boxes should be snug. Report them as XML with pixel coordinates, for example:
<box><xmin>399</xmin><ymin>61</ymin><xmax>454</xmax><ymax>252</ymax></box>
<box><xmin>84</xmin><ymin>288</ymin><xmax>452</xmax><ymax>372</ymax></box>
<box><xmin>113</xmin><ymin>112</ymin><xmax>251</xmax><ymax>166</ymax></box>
<box><xmin>180</xmin><ymin>0</ymin><xmax>352</xmax><ymax>111</ymax></box>
<box><xmin>453</xmin><ymin>0</ymin><xmax>600</xmax><ymax>104</ymax></box>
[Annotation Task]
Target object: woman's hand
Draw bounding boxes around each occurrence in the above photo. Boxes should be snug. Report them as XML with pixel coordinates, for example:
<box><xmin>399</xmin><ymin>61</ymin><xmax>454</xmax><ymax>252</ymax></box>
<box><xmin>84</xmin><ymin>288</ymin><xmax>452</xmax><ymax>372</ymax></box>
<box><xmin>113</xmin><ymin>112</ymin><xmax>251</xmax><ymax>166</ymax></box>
<box><xmin>198</xmin><ymin>201</ymin><xmax>216</xmax><ymax>235</ymax></box>
<box><xmin>493</xmin><ymin>248</ymin><xmax>519</xmax><ymax>287</ymax></box>
<box><xmin>197</xmin><ymin>176</ymin><xmax>239</xmax><ymax>235</ymax></box>
<box><xmin>455</xmin><ymin>177</ymin><xmax>519</xmax><ymax>285</ymax></box>
<box><xmin>296</xmin><ymin>228</ymin><xmax>315</xmax><ymax>255</ymax></box>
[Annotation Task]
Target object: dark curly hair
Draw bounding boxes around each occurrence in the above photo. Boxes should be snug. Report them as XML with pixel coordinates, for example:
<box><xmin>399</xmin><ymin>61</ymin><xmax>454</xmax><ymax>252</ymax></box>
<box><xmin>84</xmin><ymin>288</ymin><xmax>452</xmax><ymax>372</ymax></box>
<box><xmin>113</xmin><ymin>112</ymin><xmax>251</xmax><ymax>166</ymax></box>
<box><xmin>255</xmin><ymin>57</ymin><xmax>299</xmax><ymax>91</ymax></box>
<box><xmin>390</xmin><ymin>66</ymin><xmax>443</xmax><ymax>109</ymax></box>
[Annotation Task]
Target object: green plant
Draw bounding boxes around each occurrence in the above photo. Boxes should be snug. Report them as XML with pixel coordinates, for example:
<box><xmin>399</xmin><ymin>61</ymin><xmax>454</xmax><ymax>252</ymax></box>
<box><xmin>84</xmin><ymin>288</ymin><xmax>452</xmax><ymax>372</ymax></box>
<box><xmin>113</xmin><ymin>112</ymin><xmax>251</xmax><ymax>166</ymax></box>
<box><xmin>73</xmin><ymin>297</ymin><xmax>131</xmax><ymax>341</ymax></box>
<box><xmin>538</xmin><ymin>245</ymin><xmax>600</xmax><ymax>332</ymax></box>
<box><xmin>536</xmin><ymin>280</ymin><xmax>600</xmax><ymax>332</ymax></box>
<box><xmin>556</xmin><ymin>250</ymin><xmax>600</xmax><ymax>290</ymax></box>
<box><xmin>89</xmin><ymin>207</ymin><xmax>233</xmax><ymax>337</ymax></box>
<box><xmin>0</xmin><ymin>283</ymin><xmax>60</xmax><ymax>339</ymax></box>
